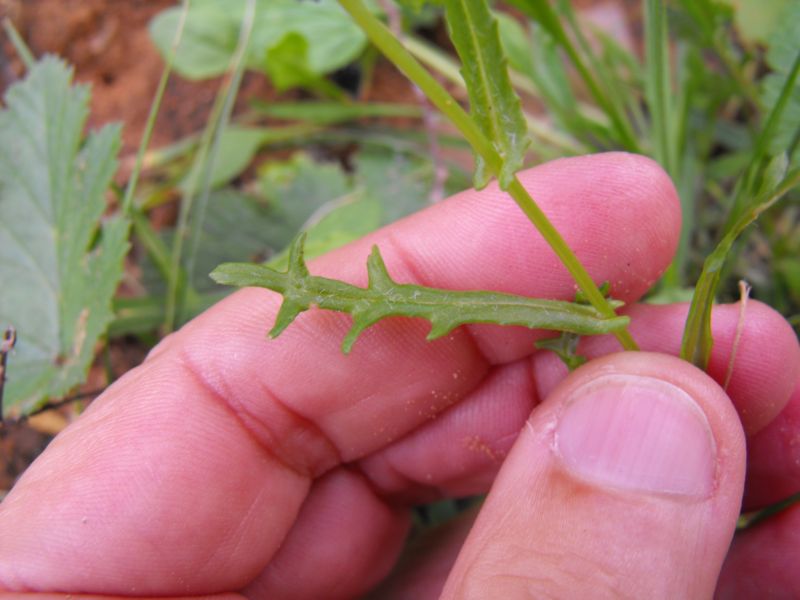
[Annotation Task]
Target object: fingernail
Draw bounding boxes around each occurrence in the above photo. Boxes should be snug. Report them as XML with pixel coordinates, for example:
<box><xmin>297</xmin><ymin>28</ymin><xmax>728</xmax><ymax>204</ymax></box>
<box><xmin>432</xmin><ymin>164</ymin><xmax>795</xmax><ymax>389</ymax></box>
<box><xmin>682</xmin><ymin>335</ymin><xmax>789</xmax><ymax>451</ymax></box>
<box><xmin>555</xmin><ymin>374</ymin><xmax>715</xmax><ymax>497</ymax></box>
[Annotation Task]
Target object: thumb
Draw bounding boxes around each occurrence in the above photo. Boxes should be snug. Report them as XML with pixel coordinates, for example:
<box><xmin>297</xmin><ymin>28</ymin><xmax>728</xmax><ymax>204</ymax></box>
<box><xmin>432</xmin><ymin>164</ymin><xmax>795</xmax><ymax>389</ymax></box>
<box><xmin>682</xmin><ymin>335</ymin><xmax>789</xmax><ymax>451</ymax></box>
<box><xmin>441</xmin><ymin>352</ymin><xmax>746</xmax><ymax>599</ymax></box>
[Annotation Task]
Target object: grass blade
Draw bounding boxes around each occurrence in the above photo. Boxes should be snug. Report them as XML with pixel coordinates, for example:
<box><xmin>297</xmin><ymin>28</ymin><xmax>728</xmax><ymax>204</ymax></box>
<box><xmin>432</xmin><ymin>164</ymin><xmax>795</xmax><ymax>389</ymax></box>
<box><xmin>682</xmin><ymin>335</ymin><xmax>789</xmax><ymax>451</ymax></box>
<box><xmin>506</xmin><ymin>0</ymin><xmax>640</xmax><ymax>151</ymax></box>
<box><xmin>644</xmin><ymin>0</ymin><xmax>674</xmax><ymax>176</ymax></box>
<box><xmin>681</xmin><ymin>167</ymin><xmax>800</xmax><ymax>368</ymax></box>
<box><xmin>165</xmin><ymin>0</ymin><xmax>255</xmax><ymax>331</ymax></box>
<box><xmin>120</xmin><ymin>0</ymin><xmax>189</xmax><ymax>217</ymax></box>
<box><xmin>2</xmin><ymin>18</ymin><xmax>35</xmax><ymax>70</ymax></box>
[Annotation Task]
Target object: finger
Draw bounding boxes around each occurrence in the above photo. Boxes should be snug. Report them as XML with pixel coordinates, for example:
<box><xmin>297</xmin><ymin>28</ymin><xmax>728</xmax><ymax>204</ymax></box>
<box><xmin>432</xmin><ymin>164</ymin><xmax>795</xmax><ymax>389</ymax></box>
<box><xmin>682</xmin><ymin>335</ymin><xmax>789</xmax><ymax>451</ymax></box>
<box><xmin>243</xmin><ymin>469</ymin><xmax>409</xmax><ymax>599</ymax></box>
<box><xmin>367</xmin><ymin>505</ymin><xmax>480</xmax><ymax>600</ymax></box>
<box><xmin>0</xmin><ymin>153</ymin><xmax>679</xmax><ymax>593</ymax></box>
<box><xmin>358</xmin><ymin>300</ymin><xmax>796</xmax><ymax>503</ymax></box>
<box><xmin>442</xmin><ymin>352</ymin><xmax>746</xmax><ymax>599</ymax></box>
<box><xmin>0</xmin><ymin>592</ymin><xmax>245</xmax><ymax>600</ymax></box>
<box><xmin>716</xmin><ymin>504</ymin><xmax>800</xmax><ymax>598</ymax></box>
<box><xmin>743</xmin><ymin>377</ymin><xmax>800</xmax><ymax>509</ymax></box>
<box><xmin>534</xmin><ymin>301</ymin><xmax>800</xmax><ymax>435</ymax></box>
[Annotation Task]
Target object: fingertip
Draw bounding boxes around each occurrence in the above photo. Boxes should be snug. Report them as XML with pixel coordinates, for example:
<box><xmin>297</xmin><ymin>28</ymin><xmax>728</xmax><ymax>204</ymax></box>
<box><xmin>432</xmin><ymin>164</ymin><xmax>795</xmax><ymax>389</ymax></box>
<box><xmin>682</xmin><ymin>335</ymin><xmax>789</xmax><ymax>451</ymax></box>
<box><xmin>442</xmin><ymin>352</ymin><xmax>745</xmax><ymax>599</ymax></box>
<box><xmin>706</xmin><ymin>299</ymin><xmax>800</xmax><ymax>434</ymax></box>
<box><xmin>534</xmin><ymin>299</ymin><xmax>800</xmax><ymax>435</ymax></box>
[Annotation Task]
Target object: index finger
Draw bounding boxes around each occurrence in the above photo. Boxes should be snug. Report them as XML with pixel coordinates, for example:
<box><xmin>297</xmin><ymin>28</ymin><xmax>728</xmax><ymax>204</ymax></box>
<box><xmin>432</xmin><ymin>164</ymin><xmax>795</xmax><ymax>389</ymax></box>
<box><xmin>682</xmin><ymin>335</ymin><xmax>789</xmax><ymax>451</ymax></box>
<box><xmin>0</xmin><ymin>153</ymin><xmax>680</xmax><ymax>594</ymax></box>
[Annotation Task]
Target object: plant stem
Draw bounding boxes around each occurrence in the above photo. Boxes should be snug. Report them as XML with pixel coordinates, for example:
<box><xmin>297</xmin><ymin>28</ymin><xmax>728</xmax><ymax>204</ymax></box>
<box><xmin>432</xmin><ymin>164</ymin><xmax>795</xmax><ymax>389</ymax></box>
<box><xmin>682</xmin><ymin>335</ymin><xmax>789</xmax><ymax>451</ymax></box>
<box><xmin>338</xmin><ymin>0</ymin><xmax>637</xmax><ymax>350</ymax></box>
<box><xmin>506</xmin><ymin>179</ymin><xmax>638</xmax><ymax>350</ymax></box>
<box><xmin>121</xmin><ymin>0</ymin><xmax>189</xmax><ymax>217</ymax></box>
<box><xmin>164</xmin><ymin>0</ymin><xmax>255</xmax><ymax>331</ymax></box>
<box><xmin>2</xmin><ymin>18</ymin><xmax>35</xmax><ymax>70</ymax></box>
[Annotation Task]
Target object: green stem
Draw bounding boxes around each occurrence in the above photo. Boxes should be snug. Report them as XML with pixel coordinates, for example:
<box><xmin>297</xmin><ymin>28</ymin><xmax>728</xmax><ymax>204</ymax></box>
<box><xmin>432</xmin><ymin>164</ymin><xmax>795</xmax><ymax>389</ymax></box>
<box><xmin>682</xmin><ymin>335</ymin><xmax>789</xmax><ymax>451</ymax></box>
<box><xmin>2</xmin><ymin>18</ymin><xmax>35</xmax><ymax>70</ymax></box>
<box><xmin>338</xmin><ymin>0</ymin><xmax>637</xmax><ymax>350</ymax></box>
<box><xmin>121</xmin><ymin>0</ymin><xmax>189</xmax><ymax>217</ymax></box>
<box><xmin>164</xmin><ymin>0</ymin><xmax>255</xmax><ymax>331</ymax></box>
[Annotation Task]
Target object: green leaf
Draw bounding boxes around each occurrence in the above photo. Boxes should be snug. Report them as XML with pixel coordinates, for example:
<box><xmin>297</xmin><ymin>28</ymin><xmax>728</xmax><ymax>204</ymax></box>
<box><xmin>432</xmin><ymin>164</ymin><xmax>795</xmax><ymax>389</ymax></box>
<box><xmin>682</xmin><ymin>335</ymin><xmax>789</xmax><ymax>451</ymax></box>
<box><xmin>264</xmin><ymin>32</ymin><xmax>345</xmax><ymax>97</ymax></box>
<box><xmin>535</xmin><ymin>333</ymin><xmax>587</xmax><ymax>371</ymax></box>
<box><xmin>180</xmin><ymin>127</ymin><xmax>268</xmax><ymax>191</ymax></box>
<box><xmin>265</xmin><ymin>192</ymin><xmax>382</xmax><ymax>272</ymax></box>
<box><xmin>723</xmin><ymin>0</ymin><xmax>792</xmax><ymax>45</ymax></box>
<box><xmin>144</xmin><ymin>151</ymin><xmax>354</xmax><ymax>296</ymax></box>
<box><xmin>260</xmin><ymin>153</ymin><xmax>353</xmax><ymax>237</ymax></box>
<box><xmin>443</xmin><ymin>0</ymin><xmax>530</xmax><ymax>189</ymax></box>
<box><xmin>264</xmin><ymin>147</ymin><xmax>439</xmax><ymax>270</ymax></box>
<box><xmin>353</xmin><ymin>146</ymin><xmax>434</xmax><ymax>221</ymax></box>
<box><xmin>496</xmin><ymin>12</ymin><xmax>535</xmax><ymax>78</ymax></box>
<box><xmin>761</xmin><ymin>3</ymin><xmax>800</xmax><ymax>156</ymax></box>
<box><xmin>211</xmin><ymin>235</ymin><xmax>630</xmax><ymax>354</ymax></box>
<box><xmin>0</xmin><ymin>58</ymin><xmax>128</xmax><ymax>417</ymax></box>
<box><xmin>149</xmin><ymin>0</ymin><xmax>367</xmax><ymax>81</ymax></box>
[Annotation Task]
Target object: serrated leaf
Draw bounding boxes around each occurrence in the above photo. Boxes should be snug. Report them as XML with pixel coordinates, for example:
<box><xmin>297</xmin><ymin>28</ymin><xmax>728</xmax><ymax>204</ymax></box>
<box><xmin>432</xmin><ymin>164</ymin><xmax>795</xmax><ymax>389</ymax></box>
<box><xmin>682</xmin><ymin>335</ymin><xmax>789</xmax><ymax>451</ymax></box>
<box><xmin>149</xmin><ymin>0</ymin><xmax>367</xmax><ymax>82</ymax></box>
<box><xmin>0</xmin><ymin>57</ymin><xmax>128</xmax><ymax>417</ymax></box>
<box><xmin>211</xmin><ymin>236</ymin><xmax>629</xmax><ymax>354</ymax></box>
<box><xmin>535</xmin><ymin>333</ymin><xmax>587</xmax><ymax>371</ymax></box>
<box><xmin>443</xmin><ymin>0</ymin><xmax>530</xmax><ymax>189</ymax></box>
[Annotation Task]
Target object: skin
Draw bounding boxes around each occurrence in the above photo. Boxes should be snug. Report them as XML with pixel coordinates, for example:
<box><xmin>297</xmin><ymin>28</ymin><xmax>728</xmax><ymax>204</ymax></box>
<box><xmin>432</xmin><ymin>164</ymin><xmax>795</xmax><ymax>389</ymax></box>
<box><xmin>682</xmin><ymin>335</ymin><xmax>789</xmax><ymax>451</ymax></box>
<box><xmin>0</xmin><ymin>153</ymin><xmax>798</xmax><ymax>598</ymax></box>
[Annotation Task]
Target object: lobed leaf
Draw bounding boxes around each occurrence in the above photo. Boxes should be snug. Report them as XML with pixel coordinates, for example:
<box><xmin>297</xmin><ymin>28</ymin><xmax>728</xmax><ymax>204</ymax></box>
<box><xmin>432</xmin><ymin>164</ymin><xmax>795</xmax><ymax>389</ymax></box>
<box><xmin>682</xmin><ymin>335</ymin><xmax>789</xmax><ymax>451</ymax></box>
<box><xmin>211</xmin><ymin>235</ymin><xmax>629</xmax><ymax>354</ymax></box>
<box><xmin>443</xmin><ymin>0</ymin><xmax>530</xmax><ymax>189</ymax></box>
<box><xmin>0</xmin><ymin>57</ymin><xmax>128</xmax><ymax>417</ymax></box>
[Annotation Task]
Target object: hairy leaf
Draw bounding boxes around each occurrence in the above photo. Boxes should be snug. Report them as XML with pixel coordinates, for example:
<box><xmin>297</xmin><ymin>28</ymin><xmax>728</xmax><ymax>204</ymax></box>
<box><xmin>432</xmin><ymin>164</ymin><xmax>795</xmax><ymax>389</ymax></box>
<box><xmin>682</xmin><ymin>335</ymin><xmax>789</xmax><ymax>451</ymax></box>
<box><xmin>443</xmin><ymin>0</ymin><xmax>530</xmax><ymax>189</ymax></box>
<box><xmin>211</xmin><ymin>235</ymin><xmax>629</xmax><ymax>354</ymax></box>
<box><xmin>0</xmin><ymin>58</ymin><xmax>128</xmax><ymax>417</ymax></box>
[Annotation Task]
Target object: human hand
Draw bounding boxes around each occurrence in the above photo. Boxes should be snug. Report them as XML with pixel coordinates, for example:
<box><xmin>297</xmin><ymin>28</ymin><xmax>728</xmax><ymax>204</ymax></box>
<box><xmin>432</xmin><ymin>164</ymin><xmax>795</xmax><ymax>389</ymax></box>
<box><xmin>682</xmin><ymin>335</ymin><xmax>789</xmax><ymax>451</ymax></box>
<box><xmin>0</xmin><ymin>153</ymin><xmax>797</xmax><ymax>598</ymax></box>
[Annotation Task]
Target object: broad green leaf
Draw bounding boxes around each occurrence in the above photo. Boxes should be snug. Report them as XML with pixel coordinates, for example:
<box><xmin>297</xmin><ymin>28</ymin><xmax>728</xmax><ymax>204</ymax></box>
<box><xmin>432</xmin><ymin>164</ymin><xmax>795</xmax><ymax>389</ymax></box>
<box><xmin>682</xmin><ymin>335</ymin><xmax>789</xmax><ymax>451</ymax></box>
<box><xmin>259</xmin><ymin>153</ymin><xmax>353</xmax><ymax>236</ymax></box>
<box><xmin>149</xmin><ymin>0</ymin><xmax>366</xmax><ymax>81</ymax></box>
<box><xmin>266</xmin><ymin>192</ymin><xmax>381</xmax><ymax>272</ymax></box>
<box><xmin>180</xmin><ymin>127</ymin><xmax>268</xmax><ymax>191</ymax></box>
<box><xmin>353</xmin><ymin>146</ymin><xmax>434</xmax><ymax>221</ymax></box>
<box><xmin>211</xmin><ymin>235</ymin><xmax>629</xmax><ymax>353</ymax></box>
<box><xmin>723</xmin><ymin>0</ymin><xmax>792</xmax><ymax>45</ymax></box>
<box><xmin>443</xmin><ymin>0</ymin><xmax>530</xmax><ymax>189</ymax></box>
<box><xmin>0</xmin><ymin>58</ymin><xmax>127</xmax><ymax>417</ymax></box>
<box><xmin>144</xmin><ymin>154</ymin><xmax>353</xmax><ymax>296</ymax></box>
<box><xmin>142</xmin><ymin>189</ymin><xmax>290</xmax><ymax>295</ymax></box>
<box><xmin>265</xmin><ymin>33</ymin><xmax>320</xmax><ymax>90</ymax></box>
<box><xmin>265</xmin><ymin>147</ymin><xmax>441</xmax><ymax>269</ymax></box>
<box><xmin>264</xmin><ymin>33</ymin><xmax>344</xmax><ymax>97</ymax></box>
